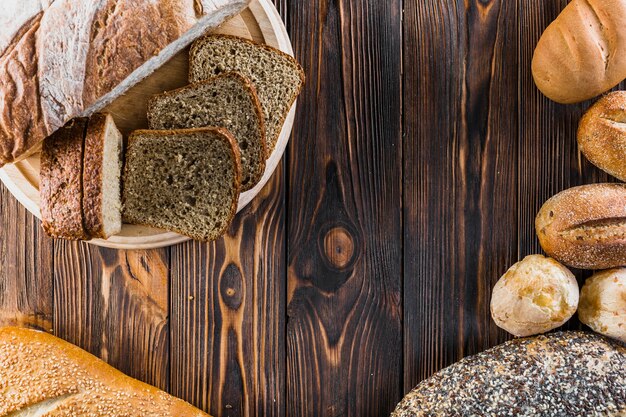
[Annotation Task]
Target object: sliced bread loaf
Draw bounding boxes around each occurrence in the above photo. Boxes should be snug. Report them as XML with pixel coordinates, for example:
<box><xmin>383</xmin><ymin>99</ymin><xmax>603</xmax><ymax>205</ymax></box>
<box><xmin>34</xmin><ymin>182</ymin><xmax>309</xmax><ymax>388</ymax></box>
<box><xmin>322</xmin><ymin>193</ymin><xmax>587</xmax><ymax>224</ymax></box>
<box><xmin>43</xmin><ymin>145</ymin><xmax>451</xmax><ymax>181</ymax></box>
<box><xmin>122</xmin><ymin>128</ymin><xmax>241</xmax><ymax>241</ymax></box>
<box><xmin>40</xmin><ymin>118</ymin><xmax>89</xmax><ymax>240</ymax></box>
<box><xmin>189</xmin><ymin>34</ymin><xmax>305</xmax><ymax>152</ymax></box>
<box><xmin>147</xmin><ymin>72</ymin><xmax>266</xmax><ymax>191</ymax></box>
<box><xmin>83</xmin><ymin>113</ymin><xmax>123</xmax><ymax>239</ymax></box>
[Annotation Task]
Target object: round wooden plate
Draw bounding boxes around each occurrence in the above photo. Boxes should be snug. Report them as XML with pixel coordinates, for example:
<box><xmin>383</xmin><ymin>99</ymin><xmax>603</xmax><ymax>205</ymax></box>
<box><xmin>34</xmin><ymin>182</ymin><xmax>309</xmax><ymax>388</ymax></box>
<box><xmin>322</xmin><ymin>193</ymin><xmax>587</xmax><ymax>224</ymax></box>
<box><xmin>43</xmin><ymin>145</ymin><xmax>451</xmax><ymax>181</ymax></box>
<box><xmin>0</xmin><ymin>0</ymin><xmax>296</xmax><ymax>250</ymax></box>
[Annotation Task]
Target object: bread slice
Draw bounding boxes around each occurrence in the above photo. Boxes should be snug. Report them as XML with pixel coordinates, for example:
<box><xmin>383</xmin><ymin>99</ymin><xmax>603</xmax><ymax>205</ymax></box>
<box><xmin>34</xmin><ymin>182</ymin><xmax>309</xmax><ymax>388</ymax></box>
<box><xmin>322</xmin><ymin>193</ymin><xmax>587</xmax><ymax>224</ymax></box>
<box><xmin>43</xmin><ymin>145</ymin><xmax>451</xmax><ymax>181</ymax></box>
<box><xmin>0</xmin><ymin>326</ymin><xmax>209</xmax><ymax>416</ymax></box>
<box><xmin>122</xmin><ymin>128</ymin><xmax>241</xmax><ymax>241</ymax></box>
<box><xmin>82</xmin><ymin>113</ymin><xmax>123</xmax><ymax>239</ymax></box>
<box><xmin>40</xmin><ymin>118</ymin><xmax>89</xmax><ymax>240</ymax></box>
<box><xmin>147</xmin><ymin>72</ymin><xmax>266</xmax><ymax>191</ymax></box>
<box><xmin>189</xmin><ymin>34</ymin><xmax>305</xmax><ymax>152</ymax></box>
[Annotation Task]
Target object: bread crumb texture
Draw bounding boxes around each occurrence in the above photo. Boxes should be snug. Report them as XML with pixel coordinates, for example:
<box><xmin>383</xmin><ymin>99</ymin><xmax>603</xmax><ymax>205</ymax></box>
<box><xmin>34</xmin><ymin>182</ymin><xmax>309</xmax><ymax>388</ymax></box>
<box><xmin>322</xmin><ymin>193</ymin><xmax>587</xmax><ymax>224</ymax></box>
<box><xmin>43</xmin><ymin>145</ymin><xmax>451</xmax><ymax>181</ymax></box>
<box><xmin>391</xmin><ymin>332</ymin><xmax>626</xmax><ymax>416</ymax></box>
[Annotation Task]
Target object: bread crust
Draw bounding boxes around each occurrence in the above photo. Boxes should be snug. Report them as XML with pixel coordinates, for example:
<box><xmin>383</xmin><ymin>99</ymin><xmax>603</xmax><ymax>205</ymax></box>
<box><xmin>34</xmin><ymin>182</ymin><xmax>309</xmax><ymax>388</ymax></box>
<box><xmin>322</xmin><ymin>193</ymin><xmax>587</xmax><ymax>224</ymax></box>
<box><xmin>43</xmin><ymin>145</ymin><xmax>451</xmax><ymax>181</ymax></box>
<box><xmin>578</xmin><ymin>92</ymin><xmax>626</xmax><ymax>182</ymax></box>
<box><xmin>123</xmin><ymin>127</ymin><xmax>242</xmax><ymax>242</ymax></box>
<box><xmin>0</xmin><ymin>326</ymin><xmax>210</xmax><ymax>416</ymax></box>
<box><xmin>531</xmin><ymin>0</ymin><xmax>626</xmax><ymax>104</ymax></box>
<box><xmin>82</xmin><ymin>113</ymin><xmax>109</xmax><ymax>239</ymax></box>
<box><xmin>189</xmin><ymin>34</ymin><xmax>306</xmax><ymax>151</ymax></box>
<box><xmin>40</xmin><ymin>118</ymin><xmax>89</xmax><ymax>240</ymax></box>
<box><xmin>0</xmin><ymin>0</ymin><xmax>250</xmax><ymax>166</ymax></box>
<box><xmin>535</xmin><ymin>183</ymin><xmax>626</xmax><ymax>270</ymax></box>
<box><xmin>147</xmin><ymin>71</ymin><xmax>267</xmax><ymax>191</ymax></box>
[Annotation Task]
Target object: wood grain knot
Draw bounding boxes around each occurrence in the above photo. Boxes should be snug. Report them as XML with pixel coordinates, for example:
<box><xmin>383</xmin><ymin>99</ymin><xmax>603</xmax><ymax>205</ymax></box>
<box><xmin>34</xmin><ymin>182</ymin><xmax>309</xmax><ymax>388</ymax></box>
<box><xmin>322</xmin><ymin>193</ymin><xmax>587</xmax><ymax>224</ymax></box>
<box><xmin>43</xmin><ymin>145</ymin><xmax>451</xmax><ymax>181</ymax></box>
<box><xmin>323</xmin><ymin>226</ymin><xmax>355</xmax><ymax>269</ymax></box>
<box><xmin>220</xmin><ymin>264</ymin><xmax>244</xmax><ymax>310</ymax></box>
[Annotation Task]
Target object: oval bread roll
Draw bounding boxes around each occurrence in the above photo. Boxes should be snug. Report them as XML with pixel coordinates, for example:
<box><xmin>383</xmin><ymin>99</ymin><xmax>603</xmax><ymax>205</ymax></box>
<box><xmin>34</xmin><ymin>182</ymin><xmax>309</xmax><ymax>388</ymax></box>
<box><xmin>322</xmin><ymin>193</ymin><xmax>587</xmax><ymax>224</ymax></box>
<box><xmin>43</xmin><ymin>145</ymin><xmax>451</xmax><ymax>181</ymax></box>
<box><xmin>535</xmin><ymin>183</ymin><xmax>626</xmax><ymax>270</ymax></box>
<box><xmin>532</xmin><ymin>0</ymin><xmax>626</xmax><ymax>104</ymax></box>
<box><xmin>579</xmin><ymin>269</ymin><xmax>626</xmax><ymax>343</ymax></box>
<box><xmin>578</xmin><ymin>92</ymin><xmax>626</xmax><ymax>181</ymax></box>
<box><xmin>490</xmin><ymin>255</ymin><xmax>578</xmax><ymax>337</ymax></box>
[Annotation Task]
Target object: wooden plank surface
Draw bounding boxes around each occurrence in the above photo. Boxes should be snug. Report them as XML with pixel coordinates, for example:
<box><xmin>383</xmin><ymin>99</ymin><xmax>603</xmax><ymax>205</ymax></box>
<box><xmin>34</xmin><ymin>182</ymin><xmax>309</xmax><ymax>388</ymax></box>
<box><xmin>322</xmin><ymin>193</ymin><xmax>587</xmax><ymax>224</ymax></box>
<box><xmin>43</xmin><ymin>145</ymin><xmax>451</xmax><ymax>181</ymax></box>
<box><xmin>0</xmin><ymin>1</ymin><xmax>623</xmax><ymax>416</ymax></box>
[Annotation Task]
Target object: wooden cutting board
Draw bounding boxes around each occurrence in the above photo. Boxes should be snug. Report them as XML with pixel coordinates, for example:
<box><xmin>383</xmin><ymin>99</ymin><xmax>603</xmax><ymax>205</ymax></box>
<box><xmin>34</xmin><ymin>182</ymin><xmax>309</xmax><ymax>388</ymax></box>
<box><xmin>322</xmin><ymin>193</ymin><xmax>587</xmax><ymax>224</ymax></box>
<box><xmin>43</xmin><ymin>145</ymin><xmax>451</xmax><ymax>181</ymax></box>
<box><xmin>0</xmin><ymin>0</ymin><xmax>296</xmax><ymax>250</ymax></box>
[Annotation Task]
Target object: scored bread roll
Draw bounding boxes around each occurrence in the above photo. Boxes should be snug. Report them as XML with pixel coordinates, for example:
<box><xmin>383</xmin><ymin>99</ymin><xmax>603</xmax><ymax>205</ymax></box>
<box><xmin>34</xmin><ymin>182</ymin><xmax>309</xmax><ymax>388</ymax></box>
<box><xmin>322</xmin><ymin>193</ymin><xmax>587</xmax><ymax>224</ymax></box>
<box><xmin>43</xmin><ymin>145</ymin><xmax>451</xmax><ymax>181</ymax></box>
<box><xmin>578</xmin><ymin>92</ymin><xmax>626</xmax><ymax>182</ymax></box>
<box><xmin>535</xmin><ymin>184</ymin><xmax>626</xmax><ymax>270</ymax></box>
<box><xmin>490</xmin><ymin>255</ymin><xmax>578</xmax><ymax>337</ymax></box>
<box><xmin>0</xmin><ymin>326</ymin><xmax>209</xmax><ymax>416</ymax></box>
<box><xmin>531</xmin><ymin>0</ymin><xmax>626</xmax><ymax>104</ymax></box>
<box><xmin>579</xmin><ymin>269</ymin><xmax>626</xmax><ymax>343</ymax></box>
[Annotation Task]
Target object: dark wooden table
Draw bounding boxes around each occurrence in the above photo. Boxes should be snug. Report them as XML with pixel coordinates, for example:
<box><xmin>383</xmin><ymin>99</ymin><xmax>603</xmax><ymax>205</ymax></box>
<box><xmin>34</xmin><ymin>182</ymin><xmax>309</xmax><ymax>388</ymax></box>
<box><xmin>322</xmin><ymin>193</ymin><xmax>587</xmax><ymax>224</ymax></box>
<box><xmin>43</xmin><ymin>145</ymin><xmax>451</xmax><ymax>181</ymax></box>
<box><xmin>0</xmin><ymin>1</ymin><xmax>621</xmax><ymax>416</ymax></box>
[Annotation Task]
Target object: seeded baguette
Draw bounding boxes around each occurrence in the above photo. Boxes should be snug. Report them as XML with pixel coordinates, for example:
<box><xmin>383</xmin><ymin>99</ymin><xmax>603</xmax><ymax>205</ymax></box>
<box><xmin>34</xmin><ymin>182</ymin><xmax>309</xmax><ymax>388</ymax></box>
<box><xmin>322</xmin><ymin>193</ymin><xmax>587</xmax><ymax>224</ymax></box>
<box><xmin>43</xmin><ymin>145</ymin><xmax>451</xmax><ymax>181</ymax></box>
<box><xmin>148</xmin><ymin>72</ymin><xmax>266</xmax><ymax>191</ymax></box>
<box><xmin>82</xmin><ymin>113</ymin><xmax>123</xmax><ymax>239</ymax></box>
<box><xmin>189</xmin><ymin>34</ymin><xmax>305</xmax><ymax>152</ymax></box>
<box><xmin>122</xmin><ymin>127</ymin><xmax>241</xmax><ymax>241</ymax></box>
<box><xmin>0</xmin><ymin>326</ymin><xmax>209</xmax><ymax>416</ymax></box>
<box><xmin>535</xmin><ymin>183</ymin><xmax>626</xmax><ymax>270</ymax></box>
<box><xmin>392</xmin><ymin>332</ymin><xmax>626</xmax><ymax>416</ymax></box>
<box><xmin>40</xmin><ymin>118</ymin><xmax>89</xmax><ymax>240</ymax></box>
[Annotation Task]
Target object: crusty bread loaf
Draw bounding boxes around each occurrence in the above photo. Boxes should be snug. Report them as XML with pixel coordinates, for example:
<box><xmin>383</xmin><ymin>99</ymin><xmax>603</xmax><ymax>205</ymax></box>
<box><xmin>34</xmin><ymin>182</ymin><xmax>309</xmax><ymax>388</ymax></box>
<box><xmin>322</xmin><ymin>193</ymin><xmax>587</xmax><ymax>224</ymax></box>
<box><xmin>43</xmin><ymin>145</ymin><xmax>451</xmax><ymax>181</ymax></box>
<box><xmin>392</xmin><ymin>332</ymin><xmax>626</xmax><ymax>416</ymax></box>
<box><xmin>535</xmin><ymin>183</ymin><xmax>626</xmax><ymax>270</ymax></box>
<box><xmin>578</xmin><ymin>92</ymin><xmax>626</xmax><ymax>181</ymax></box>
<box><xmin>82</xmin><ymin>113</ymin><xmax>123</xmax><ymax>239</ymax></box>
<box><xmin>0</xmin><ymin>0</ymin><xmax>250</xmax><ymax>166</ymax></box>
<box><xmin>189</xmin><ymin>34</ymin><xmax>305</xmax><ymax>152</ymax></box>
<box><xmin>148</xmin><ymin>72</ymin><xmax>266</xmax><ymax>191</ymax></box>
<box><xmin>579</xmin><ymin>269</ymin><xmax>626</xmax><ymax>343</ymax></box>
<box><xmin>40</xmin><ymin>118</ymin><xmax>89</xmax><ymax>240</ymax></box>
<box><xmin>532</xmin><ymin>0</ymin><xmax>626</xmax><ymax>104</ymax></box>
<box><xmin>0</xmin><ymin>326</ymin><xmax>209</xmax><ymax>416</ymax></box>
<box><xmin>123</xmin><ymin>128</ymin><xmax>241</xmax><ymax>241</ymax></box>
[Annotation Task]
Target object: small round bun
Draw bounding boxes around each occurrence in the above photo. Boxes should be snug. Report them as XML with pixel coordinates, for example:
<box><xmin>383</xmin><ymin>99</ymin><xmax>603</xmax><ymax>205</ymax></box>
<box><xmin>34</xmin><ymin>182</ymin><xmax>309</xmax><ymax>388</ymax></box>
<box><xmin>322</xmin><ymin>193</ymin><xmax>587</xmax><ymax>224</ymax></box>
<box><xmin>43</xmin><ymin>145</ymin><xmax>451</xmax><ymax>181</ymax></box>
<box><xmin>490</xmin><ymin>255</ymin><xmax>579</xmax><ymax>337</ymax></box>
<box><xmin>579</xmin><ymin>269</ymin><xmax>626</xmax><ymax>343</ymax></box>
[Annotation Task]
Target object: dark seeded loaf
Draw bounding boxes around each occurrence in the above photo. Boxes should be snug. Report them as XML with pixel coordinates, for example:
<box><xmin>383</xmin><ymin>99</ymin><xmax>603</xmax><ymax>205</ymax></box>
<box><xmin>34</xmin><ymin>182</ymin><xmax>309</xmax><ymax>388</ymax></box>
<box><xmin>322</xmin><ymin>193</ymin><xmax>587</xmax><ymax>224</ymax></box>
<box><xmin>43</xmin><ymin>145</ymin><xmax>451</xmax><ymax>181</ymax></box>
<box><xmin>392</xmin><ymin>331</ymin><xmax>626</xmax><ymax>417</ymax></box>
<box><xmin>122</xmin><ymin>128</ymin><xmax>241</xmax><ymax>241</ymax></box>
<box><xmin>147</xmin><ymin>71</ymin><xmax>266</xmax><ymax>191</ymax></box>
<box><xmin>40</xmin><ymin>118</ymin><xmax>89</xmax><ymax>240</ymax></box>
<box><xmin>82</xmin><ymin>113</ymin><xmax>123</xmax><ymax>239</ymax></box>
<box><xmin>189</xmin><ymin>34</ymin><xmax>305</xmax><ymax>152</ymax></box>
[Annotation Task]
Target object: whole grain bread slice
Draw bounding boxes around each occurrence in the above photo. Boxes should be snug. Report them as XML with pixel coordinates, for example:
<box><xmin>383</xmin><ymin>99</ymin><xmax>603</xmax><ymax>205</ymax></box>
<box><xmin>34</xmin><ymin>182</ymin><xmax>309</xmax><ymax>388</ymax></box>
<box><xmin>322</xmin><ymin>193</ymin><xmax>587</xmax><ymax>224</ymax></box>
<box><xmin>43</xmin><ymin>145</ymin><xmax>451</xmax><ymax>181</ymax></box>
<box><xmin>147</xmin><ymin>72</ymin><xmax>266</xmax><ymax>191</ymax></box>
<box><xmin>82</xmin><ymin>113</ymin><xmax>123</xmax><ymax>239</ymax></box>
<box><xmin>189</xmin><ymin>34</ymin><xmax>305</xmax><ymax>152</ymax></box>
<box><xmin>40</xmin><ymin>118</ymin><xmax>89</xmax><ymax>240</ymax></box>
<box><xmin>122</xmin><ymin>127</ymin><xmax>241</xmax><ymax>241</ymax></box>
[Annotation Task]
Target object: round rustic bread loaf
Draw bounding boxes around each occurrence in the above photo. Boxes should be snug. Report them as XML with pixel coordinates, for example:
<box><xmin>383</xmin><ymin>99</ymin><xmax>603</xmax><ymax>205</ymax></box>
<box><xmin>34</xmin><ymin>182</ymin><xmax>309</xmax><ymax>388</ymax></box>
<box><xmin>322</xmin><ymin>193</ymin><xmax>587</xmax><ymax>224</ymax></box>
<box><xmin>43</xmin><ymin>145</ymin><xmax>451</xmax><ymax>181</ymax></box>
<box><xmin>490</xmin><ymin>255</ymin><xmax>578</xmax><ymax>337</ymax></box>
<box><xmin>578</xmin><ymin>92</ymin><xmax>626</xmax><ymax>182</ymax></box>
<box><xmin>579</xmin><ymin>269</ymin><xmax>626</xmax><ymax>343</ymax></box>
<box><xmin>532</xmin><ymin>0</ymin><xmax>626</xmax><ymax>104</ymax></box>
<box><xmin>392</xmin><ymin>332</ymin><xmax>626</xmax><ymax>417</ymax></box>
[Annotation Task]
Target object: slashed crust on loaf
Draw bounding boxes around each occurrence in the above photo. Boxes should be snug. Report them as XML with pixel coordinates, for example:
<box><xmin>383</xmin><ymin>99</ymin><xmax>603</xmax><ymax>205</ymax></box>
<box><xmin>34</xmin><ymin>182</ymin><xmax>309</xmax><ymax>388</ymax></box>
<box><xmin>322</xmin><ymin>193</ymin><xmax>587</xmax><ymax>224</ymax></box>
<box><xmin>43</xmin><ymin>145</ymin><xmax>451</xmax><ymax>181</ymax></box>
<box><xmin>535</xmin><ymin>183</ymin><xmax>626</xmax><ymax>270</ymax></box>
<box><xmin>189</xmin><ymin>34</ymin><xmax>305</xmax><ymax>152</ymax></box>
<box><xmin>0</xmin><ymin>0</ymin><xmax>250</xmax><ymax>166</ymax></box>
<box><xmin>0</xmin><ymin>326</ymin><xmax>210</xmax><ymax>416</ymax></box>
<box><xmin>40</xmin><ymin>118</ymin><xmax>89</xmax><ymax>240</ymax></box>
<box><xmin>578</xmin><ymin>91</ymin><xmax>626</xmax><ymax>182</ymax></box>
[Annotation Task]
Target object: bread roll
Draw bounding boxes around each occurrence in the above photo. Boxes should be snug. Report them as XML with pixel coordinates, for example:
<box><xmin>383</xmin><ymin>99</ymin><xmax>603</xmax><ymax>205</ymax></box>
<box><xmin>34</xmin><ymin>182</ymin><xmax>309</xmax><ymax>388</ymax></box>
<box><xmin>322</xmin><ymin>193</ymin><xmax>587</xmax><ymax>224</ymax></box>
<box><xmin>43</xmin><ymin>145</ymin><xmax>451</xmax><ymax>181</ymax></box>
<box><xmin>535</xmin><ymin>184</ymin><xmax>626</xmax><ymax>269</ymax></box>
<box><xmin>531</xmin><ymin>0</ymin><xmax>626</xmax><ymax>104</ymax></box>
<box><xmin>0</xmin><ymin>0</ymin><xmax>250</xmax><ymax>166</ymax></box>
<box><xmin>578</xmin><ymin>92</ymin><xmax>626</xmax><ymax>181</ymax></box>
<box><xmin>392</xmin><ymin>332</ymin><xmax>626</xmax><ymax>416</ymax></box>
<box><xmin>0</xmin><ymin>326</ymin><xmax>209</xmax><ymax>416</ymax></box>
<box><xmin>579</xmin><ymin>269</ymin><xmax>626</xmax><ymax>343</ymax></box>
<box><xmin>490</xmin><ymin>255</ymin><xmax>578</xmax><ymax>337</ymax></box>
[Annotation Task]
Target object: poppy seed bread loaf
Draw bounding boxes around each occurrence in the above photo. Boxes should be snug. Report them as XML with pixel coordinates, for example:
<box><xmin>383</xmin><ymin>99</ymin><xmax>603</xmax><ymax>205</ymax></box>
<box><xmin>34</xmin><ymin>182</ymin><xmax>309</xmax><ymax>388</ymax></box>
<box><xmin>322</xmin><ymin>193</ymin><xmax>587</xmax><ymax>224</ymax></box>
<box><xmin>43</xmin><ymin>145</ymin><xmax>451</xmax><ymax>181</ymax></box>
<box><xmin>148</xmin><ymin>72</ymin><xmax>266</xmax><ymax>191</ymax></box>
<box><xmin>189</xmin><ymin>34</ymin><xmax>305</xmax><ymax>152</ymax></box>
<box><xmin>122</xmin><ymin>128</ymin><xmax>241</xmax><ymax>241</ymax></box>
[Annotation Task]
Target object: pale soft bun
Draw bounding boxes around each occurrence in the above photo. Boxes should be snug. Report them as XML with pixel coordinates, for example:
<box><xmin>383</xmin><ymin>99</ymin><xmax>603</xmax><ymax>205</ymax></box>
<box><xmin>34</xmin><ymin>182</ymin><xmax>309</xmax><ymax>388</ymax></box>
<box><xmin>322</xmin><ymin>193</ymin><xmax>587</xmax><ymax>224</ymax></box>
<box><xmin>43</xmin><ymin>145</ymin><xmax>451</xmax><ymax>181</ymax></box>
<box><xmin>579</xmin><ymin>269</ymin><xmax>626</xmax><ymax>343</ymax></box>
<box><xmin>490</xmin><ymin>255</ymin><xmax>579</xmax><ymax>337</ymax></box>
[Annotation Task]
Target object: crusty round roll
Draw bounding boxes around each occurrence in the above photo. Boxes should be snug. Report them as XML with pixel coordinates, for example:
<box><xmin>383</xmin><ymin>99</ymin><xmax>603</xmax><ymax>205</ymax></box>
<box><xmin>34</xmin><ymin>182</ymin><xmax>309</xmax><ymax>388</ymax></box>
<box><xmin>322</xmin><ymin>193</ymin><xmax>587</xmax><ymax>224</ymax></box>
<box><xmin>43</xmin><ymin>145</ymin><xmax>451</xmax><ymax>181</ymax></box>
<box><xmin>535</xmin><ymin>183</ymin><xmax>626</xmax><ymax>270</ymax></box>
<box><xmin>532</xmin><ymin>0</ymin><xmax>626</xmax><ymax>104</ymax></box>
<box><xmin>578</xmin><ymin>92</ymin><xmax>626</xmax><ymax>182</ymax></box>
<box><xmin>579</xmin><ymin>269</ymin><xmax>626</xmax><ymax>343</ymax></box>
<box><xmin>490</xmin><ymin>255</ymin><xmax>578</xmax><ymax>337</ymax></box>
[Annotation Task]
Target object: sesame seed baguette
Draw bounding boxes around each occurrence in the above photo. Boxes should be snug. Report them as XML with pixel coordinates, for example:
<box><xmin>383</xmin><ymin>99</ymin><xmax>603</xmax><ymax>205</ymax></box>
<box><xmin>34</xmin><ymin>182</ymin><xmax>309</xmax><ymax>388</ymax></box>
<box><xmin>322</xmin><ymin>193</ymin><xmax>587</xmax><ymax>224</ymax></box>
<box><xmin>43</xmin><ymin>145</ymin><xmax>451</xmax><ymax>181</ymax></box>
<box><xmin>0</xmin><ymin>326</ymin><xmax>210</xmax><ymax>416</ymax></box>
